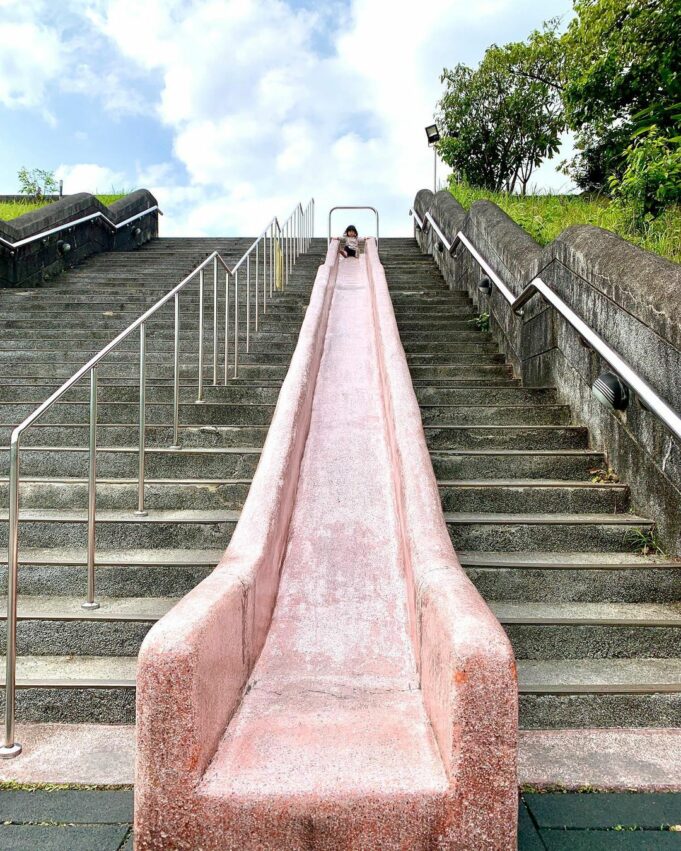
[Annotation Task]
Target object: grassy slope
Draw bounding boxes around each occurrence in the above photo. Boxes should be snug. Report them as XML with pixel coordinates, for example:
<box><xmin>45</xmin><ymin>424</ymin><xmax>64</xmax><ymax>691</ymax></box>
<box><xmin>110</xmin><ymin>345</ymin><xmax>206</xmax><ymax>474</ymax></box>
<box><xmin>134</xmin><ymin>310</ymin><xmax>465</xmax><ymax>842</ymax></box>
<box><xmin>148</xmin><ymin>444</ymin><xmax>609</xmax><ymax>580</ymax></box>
<box><xmin>0</xmin><ymin>194</ymin><xmax>126</xmax><ymax>223</ymax></box>
<box><xmin>449</xmin><ymin>181</ymin><xmax>681</xmax><ymax>264</ymax></box>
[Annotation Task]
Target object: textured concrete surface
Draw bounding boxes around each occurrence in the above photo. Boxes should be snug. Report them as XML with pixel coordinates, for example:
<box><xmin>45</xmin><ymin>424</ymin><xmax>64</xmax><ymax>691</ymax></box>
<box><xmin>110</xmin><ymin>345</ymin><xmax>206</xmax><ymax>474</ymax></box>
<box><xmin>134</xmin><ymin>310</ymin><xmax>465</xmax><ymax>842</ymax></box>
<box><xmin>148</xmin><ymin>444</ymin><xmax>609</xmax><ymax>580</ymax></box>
<box><xmin>519</xmin><ymin>728</ymin><xmax>681</xmax><ymax>791</ymax></box>
<box><xmin>136</xmin><ymin>241</ymin><xmax>518</xmax><ymax>848</ymax></box>
<box><xmin>0</xmin><ymin>722</ymin><xmax>135</xmax><ymax>785</ymax></box>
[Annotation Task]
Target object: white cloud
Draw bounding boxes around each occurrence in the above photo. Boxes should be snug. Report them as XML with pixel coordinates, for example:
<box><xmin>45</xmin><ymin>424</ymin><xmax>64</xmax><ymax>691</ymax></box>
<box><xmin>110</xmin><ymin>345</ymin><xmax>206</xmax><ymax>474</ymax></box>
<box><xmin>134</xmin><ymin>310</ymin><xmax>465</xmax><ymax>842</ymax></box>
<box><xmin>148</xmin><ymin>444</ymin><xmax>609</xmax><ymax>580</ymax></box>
<box><xmin>55</xmin><ymin>163</ymin><xmax>127</xmax><ymax>194</ymax></box>
<box><xmin>5</xmin><ymin>0</ymin><xmax>575</xmax><ymax>235</ymax></box>
<box><xmin>0</xmin><ymin>20</ymin><xmax>62</xmax><ymax>110</ymax></box>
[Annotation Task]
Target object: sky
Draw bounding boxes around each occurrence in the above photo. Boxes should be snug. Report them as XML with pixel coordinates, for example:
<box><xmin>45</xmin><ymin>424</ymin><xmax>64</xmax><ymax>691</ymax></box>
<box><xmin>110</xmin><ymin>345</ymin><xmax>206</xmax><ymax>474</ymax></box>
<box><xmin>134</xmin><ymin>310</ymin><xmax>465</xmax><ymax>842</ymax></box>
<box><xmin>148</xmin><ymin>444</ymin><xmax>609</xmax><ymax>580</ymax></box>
<box><xmin>0</xmin><ymin>0</ymin><xmax>575</xmax><ymax>237</ymax></box>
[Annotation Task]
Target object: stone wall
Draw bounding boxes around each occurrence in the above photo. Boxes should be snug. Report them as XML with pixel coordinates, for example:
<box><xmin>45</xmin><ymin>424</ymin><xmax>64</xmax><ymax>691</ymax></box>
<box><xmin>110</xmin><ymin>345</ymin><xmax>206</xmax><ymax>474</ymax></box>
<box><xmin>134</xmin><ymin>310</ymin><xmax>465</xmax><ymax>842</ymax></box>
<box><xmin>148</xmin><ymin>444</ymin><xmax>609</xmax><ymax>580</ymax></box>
<box><xmin>0</xmin><ymin>190</ymin><xmax>159</xmax><ymax>288</ymax></box>
<box><xmin>413</xmin><ymin>188</ymin><xmax>681</xmax><ymax>554</ymax></box>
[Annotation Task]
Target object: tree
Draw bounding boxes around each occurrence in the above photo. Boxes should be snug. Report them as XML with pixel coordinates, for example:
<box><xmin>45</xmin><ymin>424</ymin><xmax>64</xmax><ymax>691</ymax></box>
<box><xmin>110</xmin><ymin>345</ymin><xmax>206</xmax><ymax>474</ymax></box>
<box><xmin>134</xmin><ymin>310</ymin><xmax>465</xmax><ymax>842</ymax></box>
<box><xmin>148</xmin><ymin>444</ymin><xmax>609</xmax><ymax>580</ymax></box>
<box><xmin>561</xmin><ymin>0</ymin><xmax>681</xmax><ymax>190</ymax></box>
<box><xmin>17</xmin><ymin>167</ymin><xmax>58</xmax><ymax>200</ymax></box>
<box><xmin>436</xmin><ymin>23</ymin><xmax>565</xmax><ymax>193</ymax></box>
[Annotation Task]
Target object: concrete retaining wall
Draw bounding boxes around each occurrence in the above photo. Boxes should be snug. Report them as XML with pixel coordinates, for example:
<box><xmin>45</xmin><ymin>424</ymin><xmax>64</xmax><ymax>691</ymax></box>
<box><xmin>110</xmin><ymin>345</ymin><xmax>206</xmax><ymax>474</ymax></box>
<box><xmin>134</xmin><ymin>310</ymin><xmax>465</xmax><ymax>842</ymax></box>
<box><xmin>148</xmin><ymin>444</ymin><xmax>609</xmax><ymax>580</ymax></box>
<box><xmin>0</xmin><ymin>190</ymin><xmax>159</xmax><ymax>288</ymax></box>
<box><xmin>413</xmin><ymin>189</ymin><xmax>681</xmax><ymax>554</ymax></box>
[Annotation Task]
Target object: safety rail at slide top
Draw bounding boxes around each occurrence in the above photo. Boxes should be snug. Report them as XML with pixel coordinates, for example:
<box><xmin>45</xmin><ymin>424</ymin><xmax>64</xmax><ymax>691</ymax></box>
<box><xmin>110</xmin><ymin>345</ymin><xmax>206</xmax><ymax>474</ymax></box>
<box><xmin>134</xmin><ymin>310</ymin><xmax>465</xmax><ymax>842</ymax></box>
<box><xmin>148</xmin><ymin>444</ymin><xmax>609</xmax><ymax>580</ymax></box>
<box><xmin>0</xmin><ymin>199</ymin><xmax>314</xmax><ymax>759</ymax></box>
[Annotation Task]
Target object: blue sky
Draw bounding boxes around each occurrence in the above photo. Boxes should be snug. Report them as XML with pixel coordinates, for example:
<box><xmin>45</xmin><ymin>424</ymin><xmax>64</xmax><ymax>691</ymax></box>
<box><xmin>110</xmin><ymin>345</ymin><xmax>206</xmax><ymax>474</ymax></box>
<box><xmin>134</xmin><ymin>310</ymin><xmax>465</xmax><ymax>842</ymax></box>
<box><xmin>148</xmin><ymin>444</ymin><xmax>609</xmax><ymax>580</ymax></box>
<box><xmin>0</xmin><ymin>0</ymin><xmax>574</xmax><ymax>236</ymax></box>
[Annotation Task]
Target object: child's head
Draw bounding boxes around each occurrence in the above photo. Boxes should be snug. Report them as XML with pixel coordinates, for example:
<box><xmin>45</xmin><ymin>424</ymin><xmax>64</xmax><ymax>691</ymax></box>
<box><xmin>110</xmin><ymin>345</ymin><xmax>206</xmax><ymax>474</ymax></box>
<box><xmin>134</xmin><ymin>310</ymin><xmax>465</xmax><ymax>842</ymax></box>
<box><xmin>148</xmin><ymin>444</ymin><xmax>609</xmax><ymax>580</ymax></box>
<box><xmin>344</xmin><ymin>225</ymin><xmax>358</xmax><ymax>237</ymax></box>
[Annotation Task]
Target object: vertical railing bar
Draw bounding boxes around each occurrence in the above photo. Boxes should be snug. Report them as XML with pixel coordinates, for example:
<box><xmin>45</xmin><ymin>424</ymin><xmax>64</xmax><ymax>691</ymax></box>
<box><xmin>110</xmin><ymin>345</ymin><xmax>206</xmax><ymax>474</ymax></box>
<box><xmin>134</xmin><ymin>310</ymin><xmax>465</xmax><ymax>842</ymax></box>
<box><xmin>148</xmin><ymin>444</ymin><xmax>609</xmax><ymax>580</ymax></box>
<box><xmin>212</xmin><ymin>257</ymin><xmax>218</xmax><ymax>386</ymax></box>
<box><xmin>224</xmin><ymin>272</ymin><xmax>230</xmax><ymax>383</ymax></box>
<box><xmin>255</xmin><ymin>241</ymin><xmax>259</xmax><ymax>333</ymax></box>
<box><xmin>233</xmin><ymin>270</ymin><xmax>239</xmax><ymax>378</ymax></box>
<box><xmin>135</xmin><ymin>322</ymin><xmax>147</xmax><ymax>516</ymax></box>
<box><xmin>196</xmin><ymin>270</ymin><xmax>205</xmax><ymax>404</ymax></box>
<box><xmin>1</xmin><ymin>438</ymin><xmax>22</xmax><ymax>757</ymax></box>
<box><xmin>83</xmin><ymin>367</ymin><xmax>99</xmax><ymax>610</ymax></box>
<box><xmin>170</xmin><ymin>293</ymin><xmax>181</xmax><ymax>448</ymax></box>
<box><xmin>263</xmin><ymin>233</ymin><xmax>268</xmax><ymax>315</ymax></box>
<box><xmin>269</xmin><ymin>224</ymin><xmax>274</xmax><ymax>299</ymax></box>
<box><xmin>246</xmin><ymin>254</ymin><xmax>250</xmax><ymax>354</ymax></box>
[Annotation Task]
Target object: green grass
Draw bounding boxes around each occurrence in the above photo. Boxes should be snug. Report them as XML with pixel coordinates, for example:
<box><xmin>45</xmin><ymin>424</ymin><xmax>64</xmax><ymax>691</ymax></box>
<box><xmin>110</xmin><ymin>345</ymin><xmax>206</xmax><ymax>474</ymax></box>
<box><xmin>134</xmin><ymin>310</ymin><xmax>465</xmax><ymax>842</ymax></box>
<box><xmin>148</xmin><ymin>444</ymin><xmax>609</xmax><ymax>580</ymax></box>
<box><xmin>0</xmin><ymin>194</ymin><xmax>128</xmax><ymax>223</ymax></box>
<box><xmin>449</xmin><ymin>180</ymin><xmax>681</xmax><ymax>264</ymax></box>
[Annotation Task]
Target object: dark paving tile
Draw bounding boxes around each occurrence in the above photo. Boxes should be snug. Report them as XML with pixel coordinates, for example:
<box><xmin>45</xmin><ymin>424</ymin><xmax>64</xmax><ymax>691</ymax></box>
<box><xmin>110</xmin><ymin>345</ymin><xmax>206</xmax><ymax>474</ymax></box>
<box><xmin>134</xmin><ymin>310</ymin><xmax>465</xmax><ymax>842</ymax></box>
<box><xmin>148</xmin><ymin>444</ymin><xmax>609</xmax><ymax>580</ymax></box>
<box><xmin>0</xmin><ymin>824</ymin><xmax>129</xmax><ymax>850</ymax></box>
<box><xmin>0</xmin><ymin>790</ymin><xmax>133</xmax><ymax>824</ymax></box>
<box><xmin>519</xmin><ymin>800</ymin><xmax>546</xmax><ymax>850</ymax></box>
<box><xmin>540</xmin><ymin>830</ymin><xmax>681</xmax><ymax>849</ymax></box>
<box><xmin>527</xmin><ymin>793</ymin><xmax>681</xmax><ymax>830</ymax></box>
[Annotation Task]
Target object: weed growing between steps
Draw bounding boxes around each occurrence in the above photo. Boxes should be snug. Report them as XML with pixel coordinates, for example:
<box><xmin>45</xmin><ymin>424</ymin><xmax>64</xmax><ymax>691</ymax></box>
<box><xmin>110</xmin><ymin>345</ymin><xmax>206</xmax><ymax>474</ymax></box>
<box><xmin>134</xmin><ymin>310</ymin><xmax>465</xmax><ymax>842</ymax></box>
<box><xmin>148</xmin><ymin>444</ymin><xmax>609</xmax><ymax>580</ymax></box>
<box><xmin>624</xmin><ymin>526</ymin><xmax>666</xmax><ymax>557</ymax></box>
<box><xmin>469</xmin><ymin>312</ymin><xmax>490</xmax><ymax>333</ymax></box>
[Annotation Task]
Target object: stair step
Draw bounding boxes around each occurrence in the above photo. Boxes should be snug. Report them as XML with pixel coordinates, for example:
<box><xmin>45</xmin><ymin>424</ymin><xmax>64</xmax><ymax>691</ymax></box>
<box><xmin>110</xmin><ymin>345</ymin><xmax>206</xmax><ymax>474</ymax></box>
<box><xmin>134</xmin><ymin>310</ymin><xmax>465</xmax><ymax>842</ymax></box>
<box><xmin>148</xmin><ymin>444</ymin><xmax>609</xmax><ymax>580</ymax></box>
<box><xmin>0</xmin><ymin>477</ymin><xmax>252</xmax><ymax>510</ymax></box>
<box><xmin>425</xmin><ymin>425</ymin><xmax>588</xmax><ymax>450</ymax></box>
<box><xmin>0</xmin><ymin>595</ymin><xmax>177</xmax><ymax>658</ymax></box>
<box><xmin>438</xmin><ymin>480</ymin><xmax>629</xmax><ymax>513</ymax></box>
<box><xmin>492</xmin><ymin>601</ymin><xmax>681</xmax><ymax>660</ymax></box>
<box><xmin>0</xmin><ymin>507</ymin><xmax>240</xmax><ymax>548</ymax></box>
<box><xmin>0</xmin><ymin>446</ymin><xmax>260</xmax><ymax>478</ymax></box>
<box><xmin>0</xmin><ymin>401</ymin><xmax>276</xmax><ymax>426</ymax></box>
<box><xmin>0</xmin><ymin>655</ymin><xmax>138</xmax><ymax>723</ymax></box>
<box><xmin>0</xmin><ymin>424</ymin><xmax>270</xmax><ymax>448</ymax></box>
<box><xmin>431</xmin><ymin>449</ymin><xmax>605</xmax><ymax>480</ymax></box>
<box><xmin>445</xmin><ymin>512</ymin><xmax>652</xmax><ymax>552</ymax></box>
<box><xmin>0</xmin><ymin>546</ymin><xmax>221</xmax><ymax>596</ymax></box>
<box><xmin>517</xmin><ymin>658</ymin><xmax>681</xmax><ymax>729</ymax></box>
<box><xmin>416</xmin><ymin>386</ymin><xmax>556</xmax><ymax>405</ymax></box>
<box><xmin>421</xmin><ymin>405</ymin><xmax>570</xmax><ymax>426</ymax></box>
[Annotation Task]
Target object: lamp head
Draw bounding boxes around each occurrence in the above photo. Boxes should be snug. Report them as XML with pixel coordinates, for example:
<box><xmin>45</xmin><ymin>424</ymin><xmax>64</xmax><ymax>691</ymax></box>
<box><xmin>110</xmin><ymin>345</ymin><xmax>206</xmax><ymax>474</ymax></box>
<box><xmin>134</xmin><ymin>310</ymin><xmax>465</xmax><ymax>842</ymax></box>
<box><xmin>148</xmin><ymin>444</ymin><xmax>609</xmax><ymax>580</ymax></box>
<box><xmin>425</xmin><ymin>124</ymin><xmax>441</xmax><ymax>144</ymax></box>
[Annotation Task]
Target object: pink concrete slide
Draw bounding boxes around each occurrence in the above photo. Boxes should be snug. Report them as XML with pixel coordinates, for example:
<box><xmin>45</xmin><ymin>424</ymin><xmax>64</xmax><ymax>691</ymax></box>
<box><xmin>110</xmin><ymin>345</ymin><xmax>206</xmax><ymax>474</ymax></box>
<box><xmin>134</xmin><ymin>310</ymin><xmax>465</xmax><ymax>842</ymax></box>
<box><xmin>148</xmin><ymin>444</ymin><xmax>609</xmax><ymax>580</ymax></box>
<box><xmin>134</xmin><ymin>240</ymin><xmax>517</xmax><ymax>850</ymax></box>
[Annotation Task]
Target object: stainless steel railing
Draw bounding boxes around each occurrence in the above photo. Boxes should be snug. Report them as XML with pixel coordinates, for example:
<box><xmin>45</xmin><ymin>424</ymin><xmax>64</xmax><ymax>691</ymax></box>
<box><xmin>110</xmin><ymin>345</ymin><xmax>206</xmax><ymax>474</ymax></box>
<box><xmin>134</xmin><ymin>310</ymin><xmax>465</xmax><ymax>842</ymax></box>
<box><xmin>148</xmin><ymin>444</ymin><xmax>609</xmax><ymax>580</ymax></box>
<box><xmin>0</xmin><ymin>198</ymin><xmax>314</xmax><ymax>758</ymax></box>
<box><xmin>409</xmin><ymin>205</ymin><xmax>681</xmax><ymax>444</ymax></box>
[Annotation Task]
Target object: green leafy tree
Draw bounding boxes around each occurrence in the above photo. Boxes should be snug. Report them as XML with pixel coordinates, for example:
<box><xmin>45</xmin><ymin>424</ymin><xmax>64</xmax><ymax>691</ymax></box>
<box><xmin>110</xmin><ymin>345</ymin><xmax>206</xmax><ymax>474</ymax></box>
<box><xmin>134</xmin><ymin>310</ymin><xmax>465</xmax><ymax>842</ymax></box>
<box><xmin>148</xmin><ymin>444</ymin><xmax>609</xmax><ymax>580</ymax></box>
<box><xmin>562</xmin><ymin>0</ymin><xmax>681</xmax><ymax>190</ymax></box>
<box><xmin>437</xmin><ymin>23</ymin><xmax>565</xmax><ymax>193</ymax></box>
<box><xmin>17</xmin><ymin>167</ymin><xmax>58</xmax><ymax>200</ymax></box>
<box><xmin>610</xmin><ymin>127</ymin><xmax>681</xmax><ymax>229</ymax></box>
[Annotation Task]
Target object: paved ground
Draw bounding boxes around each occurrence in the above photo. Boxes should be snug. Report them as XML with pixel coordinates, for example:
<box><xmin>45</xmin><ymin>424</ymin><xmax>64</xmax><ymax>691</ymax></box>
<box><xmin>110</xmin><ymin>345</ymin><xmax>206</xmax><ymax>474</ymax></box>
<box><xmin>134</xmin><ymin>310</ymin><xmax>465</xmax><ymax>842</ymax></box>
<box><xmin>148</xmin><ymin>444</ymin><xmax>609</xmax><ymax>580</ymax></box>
<box><xmin>1</xmin><ymin>789</ymin><xmax>681</xmax><ymax>848</ymax></box>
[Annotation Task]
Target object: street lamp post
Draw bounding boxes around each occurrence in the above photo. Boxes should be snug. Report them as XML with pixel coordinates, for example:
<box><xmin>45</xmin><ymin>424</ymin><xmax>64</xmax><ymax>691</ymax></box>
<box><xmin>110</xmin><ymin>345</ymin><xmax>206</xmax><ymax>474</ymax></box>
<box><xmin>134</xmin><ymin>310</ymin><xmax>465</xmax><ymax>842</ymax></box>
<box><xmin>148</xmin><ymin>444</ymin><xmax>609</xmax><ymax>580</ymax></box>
<box><xmin>425</xmin><ymin>124</ymin><xmax>441</xmax><ymax>194</ymax></box>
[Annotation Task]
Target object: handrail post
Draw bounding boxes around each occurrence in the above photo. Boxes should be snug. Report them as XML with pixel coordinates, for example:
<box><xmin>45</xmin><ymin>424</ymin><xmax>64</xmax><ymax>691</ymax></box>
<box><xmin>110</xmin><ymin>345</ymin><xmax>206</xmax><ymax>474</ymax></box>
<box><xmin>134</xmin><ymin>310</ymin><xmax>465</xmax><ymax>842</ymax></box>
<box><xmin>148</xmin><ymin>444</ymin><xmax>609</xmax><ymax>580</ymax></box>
<box><xmin>263</xmin><ymin>234</ymin><xmax>268</xmax><ymax>315</ymax></box>
<box><xmin>254</xmin><ymin>241</ymin><xmax>259</xmax><ymax>333</ymax></box>
<box><xmin>212</xmin><ymin>257</ymin><xmax>218</xmax><ymax>386</ymax></box>
<box><xmin>135</xmin><ymin>322</ymin><xmax>148</xmax><ymax>517</ymax></box>
<box><xmin>195</xmin><ymin>270</ymin><xmax>205</xmax><ymax>404</ymax></box>
<box><xmin>233</xmin><ymin>269</ymin><xmax>239</xmax><ymax>379</ymax></box>
<box><xmin>1</xmin><ymin>438</ymin><xmax>22</xmax><ymax>758</ymax></box>
<box><xmin>223</xmin><ymin>272</ymin><xmax>230</xmax><ymax>383</ymax></box>
<box><xmin>246</xmin><ymin>254</ymin><xmax>251</xmax><ymax>353</ymax></box>
<box><xmin>269</xmin><ymin>223</ymin><xmax>274</xmax><ymax>299</ymax></box>
<box><xmin>170</xmin><ymin>293</ymin><xmax>181</xmax><ymax>449</ymax></box>
<box><xmin>82</xmin><ymin>367</ymin><xmax>100</xmax><ymax>610</ymax></box>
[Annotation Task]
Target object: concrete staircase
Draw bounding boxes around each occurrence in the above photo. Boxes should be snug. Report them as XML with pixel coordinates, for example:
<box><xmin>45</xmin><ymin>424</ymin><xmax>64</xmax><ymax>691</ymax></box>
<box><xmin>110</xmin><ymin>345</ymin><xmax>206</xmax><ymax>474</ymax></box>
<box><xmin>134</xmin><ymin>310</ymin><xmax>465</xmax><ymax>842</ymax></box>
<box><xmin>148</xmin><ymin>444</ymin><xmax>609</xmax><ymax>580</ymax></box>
<box><xmin>0</xmin><ymin>237</ymin><xmax>324</xmax><ymax>722</ymax></box>
<box><xmin>383</xmin><ymin>237</ymin><xmax>681</xmax><ymax>729</ymax></box>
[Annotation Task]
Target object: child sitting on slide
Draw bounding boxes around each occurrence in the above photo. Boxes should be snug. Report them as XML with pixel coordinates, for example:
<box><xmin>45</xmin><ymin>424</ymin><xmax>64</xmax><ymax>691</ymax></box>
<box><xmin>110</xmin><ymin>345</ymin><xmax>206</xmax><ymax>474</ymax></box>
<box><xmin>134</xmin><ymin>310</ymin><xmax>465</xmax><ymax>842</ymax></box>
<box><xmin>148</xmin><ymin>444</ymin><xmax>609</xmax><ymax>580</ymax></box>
<box><xmin>340</xmin><ymin>225</ymin><xmax>359</xmax><ymax>258</ymax></box>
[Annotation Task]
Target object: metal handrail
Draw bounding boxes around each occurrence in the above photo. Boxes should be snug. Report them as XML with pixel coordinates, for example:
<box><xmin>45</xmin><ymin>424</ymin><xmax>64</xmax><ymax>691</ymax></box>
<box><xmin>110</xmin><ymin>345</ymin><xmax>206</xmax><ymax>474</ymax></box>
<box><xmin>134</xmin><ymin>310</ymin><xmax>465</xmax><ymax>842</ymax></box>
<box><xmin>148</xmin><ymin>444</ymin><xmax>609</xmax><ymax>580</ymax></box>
<box><xmin>410</xmin><ymin>205</ymin><xmax>681</xmax><ymax>444</ymax></box>
<box><xmin>328</xmin><ymin>206</ymin><xmax>379</xmax><ymax>247</ymax></box>
<box><xmin>0</xmin><ymin>205</ymin><xmax>162</xmax><ymax>251</ymax></box>
<box><xmin>0</xmin><ymin>198</ymin><xmax>314</xmax><ymax>758</ymax></box>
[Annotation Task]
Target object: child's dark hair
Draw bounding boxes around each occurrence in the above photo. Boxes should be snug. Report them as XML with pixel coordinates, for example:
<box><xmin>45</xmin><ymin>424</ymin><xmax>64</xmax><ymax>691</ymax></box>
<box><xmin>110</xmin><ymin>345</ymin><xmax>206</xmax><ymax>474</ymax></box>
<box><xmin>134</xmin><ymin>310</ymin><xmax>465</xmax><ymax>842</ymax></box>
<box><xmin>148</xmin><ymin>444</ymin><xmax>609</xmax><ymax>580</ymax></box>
<box><xmin>344</xmin><ymin>224</ymin><xmax>358</xmax><ymax>235</ymax></box>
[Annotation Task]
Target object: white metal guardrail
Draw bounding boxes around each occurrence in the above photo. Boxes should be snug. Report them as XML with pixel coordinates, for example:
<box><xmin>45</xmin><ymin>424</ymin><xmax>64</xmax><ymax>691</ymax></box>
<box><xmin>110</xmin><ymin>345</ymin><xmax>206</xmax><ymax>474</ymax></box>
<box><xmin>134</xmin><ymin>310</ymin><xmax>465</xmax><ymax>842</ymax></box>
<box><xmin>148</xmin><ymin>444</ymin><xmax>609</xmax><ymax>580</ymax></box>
<box><xmin>0</xmin><ymin>199</ymin><xmax>314</xmax><ymax>758</ymax></box>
